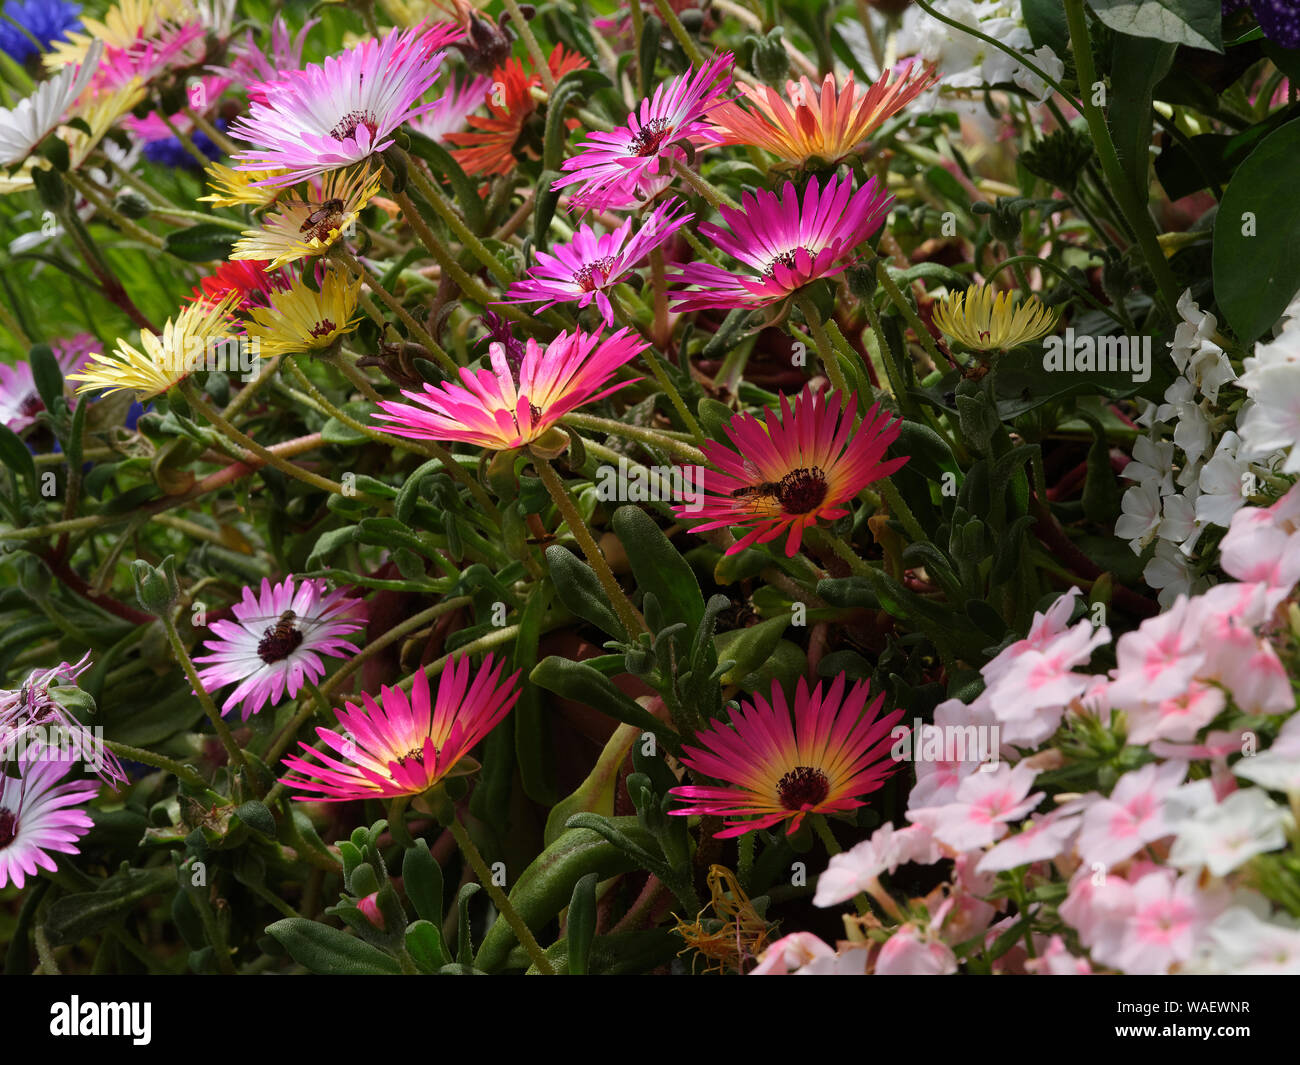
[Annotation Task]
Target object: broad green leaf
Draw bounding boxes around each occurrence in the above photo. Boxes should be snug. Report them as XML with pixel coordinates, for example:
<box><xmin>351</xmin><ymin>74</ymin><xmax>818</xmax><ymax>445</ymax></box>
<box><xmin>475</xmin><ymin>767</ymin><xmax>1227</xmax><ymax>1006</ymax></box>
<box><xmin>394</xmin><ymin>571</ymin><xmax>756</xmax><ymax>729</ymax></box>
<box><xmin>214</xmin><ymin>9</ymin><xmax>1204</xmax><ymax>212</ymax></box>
<box><xmin>1213</xmin><ymin>119</ymin><xmax>1300</xmax><ymax>343</ymax></box>
<box><xmin>1090</xmin><ymin>0</ymin><xmax>1223</xmax><ymax>53</ymax></box>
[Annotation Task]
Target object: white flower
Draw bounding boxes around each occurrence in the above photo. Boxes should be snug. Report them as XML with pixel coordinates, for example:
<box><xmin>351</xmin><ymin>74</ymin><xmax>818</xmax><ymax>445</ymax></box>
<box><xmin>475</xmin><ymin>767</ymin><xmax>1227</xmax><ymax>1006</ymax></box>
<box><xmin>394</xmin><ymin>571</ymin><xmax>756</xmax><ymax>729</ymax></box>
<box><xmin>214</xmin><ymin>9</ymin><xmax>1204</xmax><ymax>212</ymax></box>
<box><xmin>897</xmin><ymin>0</ymin><xmax>1031</xmax><ymax>92</ymax></box>
<box><xmin>1168</xmin><ymin>788</ymin><xmax>1290</xmax><ymax>877</ymax></box>
<box><xmin>0</xmin><ymin>41</ymin><xmax>103</xmax><ymax>167</ymax></box>
<box><xmin>1143</xmin><ymin>541</ymin><xmax>1197</xmax><ymax>607</ymax></box>
<box><xmin>1122</xmin><ymin>435</ymin><xmax>1176</xmax><ymax>494</ymax></box>
<box><xmin>1195</xmin><ymin>432</ymin><xmax>1250</xmax><ymax>529</ymax></box>
<box><xmin>1116</xmin><ymin>481</ymin><xmax>1162</xmax><ymax>551</ymax></box>
<box><xmin>1157</xmin><ymin>488</ymin><xmax>1203</xmax><ymax>552</ymax></box>
<box><xmin>1191</xmin><ymin>907</ymin><xmax>1300</xmax><ymax>975</ymax></box>
<box><xmin>1234</xmin><ymin>714</ymin><xmax>1300</xmax><ymax>793</ymax></box>
<box><xmin>1011</xmin><ymin>45</ymin><xmax>1064</xmax><ymax>102</ymax></box>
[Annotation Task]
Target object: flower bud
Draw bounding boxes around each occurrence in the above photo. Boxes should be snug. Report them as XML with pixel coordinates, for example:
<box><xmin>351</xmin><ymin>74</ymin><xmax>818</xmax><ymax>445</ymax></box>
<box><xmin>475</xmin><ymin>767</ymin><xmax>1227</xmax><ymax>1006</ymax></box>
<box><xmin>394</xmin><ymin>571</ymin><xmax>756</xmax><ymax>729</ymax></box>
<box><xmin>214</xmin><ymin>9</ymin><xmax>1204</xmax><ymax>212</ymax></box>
<box><xmin>751</xmin><ymin>27</ymin><xmax>789</xmax><ymax>83</ymax></box>
<box><xmin>132</xmin><ymin>556</ymin><xmax>180</xmax><ymax>615</ymax></box>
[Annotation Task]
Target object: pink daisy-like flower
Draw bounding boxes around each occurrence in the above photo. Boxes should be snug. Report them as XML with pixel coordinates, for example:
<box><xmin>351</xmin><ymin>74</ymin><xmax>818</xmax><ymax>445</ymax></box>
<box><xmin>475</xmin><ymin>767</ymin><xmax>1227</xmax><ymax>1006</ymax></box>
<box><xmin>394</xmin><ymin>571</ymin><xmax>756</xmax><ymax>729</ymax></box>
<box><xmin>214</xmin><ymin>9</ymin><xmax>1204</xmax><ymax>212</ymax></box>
<box><xmin>0</xmin><ymin>334</ymin><xmax>95</xmax><ymax>432</ymax></box>
<box><xmin>0</xmin><ymin>652</ymin><xmax>126</xmax><ymax>789</ymax></box>
<box><xmin>0</xmin><ymin>751</ymin><xmax>99</xmax><ymax>890</ymax></box>
<box><xmin>500</xmin><ymin>199</ymin><xmax>693</xmax><ymax>325</ymax></box>
<box><xmin>278</xmin><ymin>653</ymin><xmax>521</xmax><ymax>801</ymax></box>
<box><xmin>374</xmin><ymin>328</ymin><xmax>647</xmax><ymax>450</ymax></box>
<box><xmin>412</xmin><ymin>73</ymin><xmax>492</xmax><ymax>141</ymax></box>
<box><xmin>668</xmin><ymin>674</ymin><xmax>905</xmax><ymax>838</ymax></box>
<box><xmin>229</xmin><ymin>23</ymin><xmax>462</xmax><ymax>186</ymax></box>
<box><xmin>673</xmin><ymin>386</ymin><xmax>907</xmax><ymax>556</ymax></box>
<box><xmin>211</xmin><ymin>15</ymin><xmax>319</xmax><ymax>106</ymax></box>
<box><xmin>667</xmin><ymin>174</ymin><xmax>894</xmax><ymax>311</ymax></box>
<box><xmin>552</xmin><ymin>52</ymin><xmax>734</xmax><ymax>211</ymax></box>
<box><xmin>193</xmin><ymin>576</ymin><xmax>365</xmax><ymax>720</ymax></box>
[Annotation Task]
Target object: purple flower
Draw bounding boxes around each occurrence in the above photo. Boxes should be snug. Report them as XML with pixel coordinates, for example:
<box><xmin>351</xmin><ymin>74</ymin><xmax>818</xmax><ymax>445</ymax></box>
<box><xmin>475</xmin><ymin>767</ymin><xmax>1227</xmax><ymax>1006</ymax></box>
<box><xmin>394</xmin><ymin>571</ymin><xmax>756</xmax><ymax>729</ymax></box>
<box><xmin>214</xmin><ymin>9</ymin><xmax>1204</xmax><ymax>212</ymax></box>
<box><xmin>668</xmin><ymin>174</ymin><xmax>894</xmax><ymax>311</ymax></box>
<box><xmin>229</xmin><ymin>24</ymin><xmax>462</xmax><ymax>186</ymax></box>
<box><xmin>193</xmin><ymin>576</ymin><xmax>365</xmax><ymax>720</ymax></box>
<box><xmin>500</xmin><ymin>199</ymin><xmax>692</xmax><ymax>324</ymax></box>
<box><xmin>552</xmin><ymin>53</ymin><xmax>734</xmax><ymax>211</ymax></box>
<box><xmin>0</xmin><ymin>0</ymin><xmax>82</xmax><ymax>63</ymax></box>
<box><xmin>0</xmin><ymin>750</ymin><xmax>98</xmax><ymax>889</ymax></box>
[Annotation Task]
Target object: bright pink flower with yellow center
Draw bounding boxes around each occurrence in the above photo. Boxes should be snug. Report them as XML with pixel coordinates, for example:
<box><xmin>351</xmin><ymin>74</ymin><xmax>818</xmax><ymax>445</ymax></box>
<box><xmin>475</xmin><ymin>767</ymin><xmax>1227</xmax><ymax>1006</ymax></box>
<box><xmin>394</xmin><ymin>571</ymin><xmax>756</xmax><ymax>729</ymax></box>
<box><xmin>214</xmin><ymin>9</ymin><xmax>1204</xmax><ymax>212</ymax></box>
<box><xmin>668</xmin><ymin>674</ymin><xmax>905</xmax><ymax>838</ymax></box>
<box><xmin>668</xmin><ymin>174</ymin><xmax>893</xmax><ymax>311</ymax></box>
<box><xmin>278</xmin><ymin>654</ymin><xmax>520</xmax><ymax>801</ymax></box>
<box><xmin>674</xmin><ymin>386</ymin><xmax>907</xmax><ymax>556</ymax></box>
<box><xmin>374</xmin><ymin>328</ymin><xmax>647</xmax><ymax>450</ymax></box>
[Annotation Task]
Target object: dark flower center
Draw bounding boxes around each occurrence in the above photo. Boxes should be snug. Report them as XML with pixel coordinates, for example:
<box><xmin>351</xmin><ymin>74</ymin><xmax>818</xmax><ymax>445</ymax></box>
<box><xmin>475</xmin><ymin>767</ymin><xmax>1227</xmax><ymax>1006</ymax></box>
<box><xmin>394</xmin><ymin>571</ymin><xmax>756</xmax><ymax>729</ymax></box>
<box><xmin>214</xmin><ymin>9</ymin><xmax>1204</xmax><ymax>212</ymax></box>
<box><xmin>762</xmin><ymin>248</ymin><xmax>807</xmax><ymax>279</ymax></box>
<box><xmin>396</xmin><ymin>746</ymin><xmax>428</xmax><ymax>766</ymax></box>
<box><xmin>329</xmin><ymin>110</ymin><xmax>378</xmax><ymax>142</ymax></box>
<box><xmin>0</xmin><ymin>808</ymin><xmax>16</xmax><ymax>848</ymax></box>
<box><xmin>257</xmin><ymin>623</ymin><xmax>304</xmax><ymax>664</ymax></box>
<box><xmin>777</xmin><ymin>766</ymin><xmax>830</xmax><ymax>810</ymax></box>
<box><xmin>629</xmin><ymin>118</ymin><xmax>672</xmax><ymax>156</ymax></box>
<box><xmin>19</xmin><ymin>391</ymin><xmax>44</xmax><ymax>418</ymax></box>
<box><xmin>573</xmin><ymin>256</ymin><xmax>618</xmax><ymax>292</ymax></box>
<box><xmin>309</xmin><ymin>319</ymin><xmax>337</xmax><ymax>339</ymax></box>
<box><xmin>777</xmin><ymin>466</ymin><xmax>828</xmax><ymax>514</ymax></box>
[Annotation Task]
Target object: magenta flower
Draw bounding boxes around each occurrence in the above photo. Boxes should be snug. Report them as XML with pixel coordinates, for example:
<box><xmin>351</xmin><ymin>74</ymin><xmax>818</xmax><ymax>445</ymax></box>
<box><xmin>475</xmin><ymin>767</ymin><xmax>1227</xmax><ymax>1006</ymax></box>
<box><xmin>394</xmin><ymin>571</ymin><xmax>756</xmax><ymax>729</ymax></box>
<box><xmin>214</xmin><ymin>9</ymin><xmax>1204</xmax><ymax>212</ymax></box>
<box><xmin>668</xmin><ymin>174</ymin><xmax>894</xmax><ymax>311</ymax></box>
<box><xmin>374</xmin><ymin>328</ymin><xmax>647</xmax><ymax>450</ymax></box>
<box><xmin>673</xmin><ymin>386</ymin><xmax>907</xmax><ymax>556</ymax></box>
<box><xmin>193</xmin><ymin>576</ymin><xmax>365</xmax><ymax>720</ymax></box>
<box><xmin>229</xmin><ymin>23</ymin><xmax>462</xmax><ymax>186</ymax></box>
<box><xmin>0</xmin><ymin>334</ymin><xmax>94</xmax><ymax>432</ymax></box>
<box><xmin>412</xmin><ymin>73</ymin><xmax>492</xmax><ymax>141</ymax></box>
<box><xmin>668</xmin><ymin>674</ymin><xmax>905</xmax><ymax>838</ymax></box>
<box><xmin>552</xmin><ymin>52</ymin><xmax>734</xmax><ymax>210</ymax></box>
<box><xmin>500</xmin><ymin>200</ymin><xmax>692</xmax><ymax>324</ymax></box>
<box><xmin>0</xmin><ymin>751</ymin><xmax>98</xmax><ymax>890</ymax></box>
<box><xmin>278</xmin><ymin>653</ymin><xmax>521</xmax><ymax>801</ymax></box>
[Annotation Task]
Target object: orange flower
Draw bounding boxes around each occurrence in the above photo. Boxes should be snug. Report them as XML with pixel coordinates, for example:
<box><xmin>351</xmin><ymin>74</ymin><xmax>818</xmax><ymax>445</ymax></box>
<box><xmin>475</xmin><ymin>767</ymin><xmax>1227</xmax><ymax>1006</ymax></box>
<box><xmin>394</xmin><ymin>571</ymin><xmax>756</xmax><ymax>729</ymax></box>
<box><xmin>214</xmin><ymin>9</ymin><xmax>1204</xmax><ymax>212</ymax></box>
<box><xmin>705</xmin><ymin>61</ymin><xmax>936</xmax><ymax>167</ymax></box>
<box><xmin>447</xmin><ymin>44</ymin><xmax>588</xmax><ymax>176</ymax></box>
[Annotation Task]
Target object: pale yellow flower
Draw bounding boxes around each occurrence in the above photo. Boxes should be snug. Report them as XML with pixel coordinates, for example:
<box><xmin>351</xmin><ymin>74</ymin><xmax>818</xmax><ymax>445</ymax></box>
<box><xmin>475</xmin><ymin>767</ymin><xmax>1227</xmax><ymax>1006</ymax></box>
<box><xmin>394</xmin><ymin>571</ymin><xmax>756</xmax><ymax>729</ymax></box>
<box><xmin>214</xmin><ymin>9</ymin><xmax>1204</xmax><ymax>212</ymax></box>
<box><xmin>931</xmin><ymin>284</ymin><xmax>1058</xmax><ymax>352</ymax></box>
<box><xmin>68</xmin><ymin>293</ymin><xmax>240</xmax><ymax>399</ymax></box>
<box><xmin>242</xmin><ymin>272</ymin><xmax>363</xmax><ymax>358</ymax></box>
<box><xmin>229</xmin><ymin>165</ymin><xmax>381</xmax><ymax>269</ymax></box>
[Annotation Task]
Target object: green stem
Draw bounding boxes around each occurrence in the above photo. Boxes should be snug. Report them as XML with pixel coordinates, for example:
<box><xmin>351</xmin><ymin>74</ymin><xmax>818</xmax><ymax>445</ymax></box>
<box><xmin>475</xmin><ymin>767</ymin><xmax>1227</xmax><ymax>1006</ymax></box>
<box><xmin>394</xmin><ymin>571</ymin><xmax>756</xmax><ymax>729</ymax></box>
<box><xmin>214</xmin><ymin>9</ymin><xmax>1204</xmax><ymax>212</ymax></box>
<box><xmin>1062</xmin><ymin>0</ymin><xmax>1179</xmax><ymax>317</ymax></box>
<box><xmin>158</xmin><ymin>609</ymin><xmax>247</xmax><ymax>772</ymax></box>
<box><xmin>876</xmin><ymin>260</ymin><xmax>947</xmax><ymax>372</ymax></box>
<box><xmin>180</xmin><ymin>379</ymin><xmax>382</xmax><ymax>504</ymax></box>
<box><xmin>533</xmin><ymin>453</ymin><xmax>646</xmax><ymax>637</ymax></box>
<box><xmin>502</xmin><ymin>0</ymin><xmax>555</xmax><ymax>92</ymax></box>
<box><xmin>609</xmin><ymin>288</ymin><xmax>705</xmax><ymax>444</ymax></box>
<box><xmin>671</xmin><ymin>157</ymin><xmax>739</xmax><ymax>210</ymax></box>
<box><xmin>102</xmin><ymin>739</ymin><xmax>210</xmax><ymax>791</ymax></box>
<box><xmin>405</xmin><ymin>158</ymin><xmax>512</xmax><ymax>286</ymax></box>
<box><xmin>332</xmin><ymin>245</ymin><xmax>456</xmax><ymax>374</ymax></box>
<box><xmin>795</xmin><ymin>291</ymin><xmax>849</xmax><ymax>396</ymax></box>
<box><xmin>448</xmin><ymin>812</ymin><xmax>556</xmax><ymax>974</ymax></box>
<box><xmin>911</xmin><ymin>0</ymin><xmax>1083</xmax><ymax>111</ymax></box>
<box><xmin>653</xmin><ymin>0</ymin><xmax>705</xmax><ymax>66</ymax></box>
<box><xmin>560</xmin><ymin>412</ymin><xmax>708</xmax><ymax>463</ymax></box>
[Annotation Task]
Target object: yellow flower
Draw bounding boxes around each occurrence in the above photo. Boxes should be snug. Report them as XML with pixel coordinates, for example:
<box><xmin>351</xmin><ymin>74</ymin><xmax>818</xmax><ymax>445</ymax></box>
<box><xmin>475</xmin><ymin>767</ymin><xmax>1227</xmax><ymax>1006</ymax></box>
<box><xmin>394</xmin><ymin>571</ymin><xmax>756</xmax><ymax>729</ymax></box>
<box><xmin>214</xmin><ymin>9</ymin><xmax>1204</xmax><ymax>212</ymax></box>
<box><xmin>706</xmin><ymin>65</ymin><xmax>935</xmax><ymax>168</ymax></box>
<box><xmin>199</xmin><ymin>162</ymin><xmax>288</xmax><ymax>209</ymax></box>
<box><xmin>68</xmin><ymin>293</ymin><xmax>240</xmax><ymax>399</ymax></box>
<box><xmin>931</xmin><ymin>284</ymin><xmax>1058</xmax><ymax>352</ymax></box>
<box><xmin>45</xmin><ymin>0</ymin><xmax>188</xmax><ymax>70</ymax></box>
<box><xmin>242</xmin><ymin>272</ymin><xmax>362</xmax><ymax>358</ymax></box>
<box><xmin>230</xmin><ymin>164</ymin><xmax>382</xmax><ymax>269</ymax></box>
